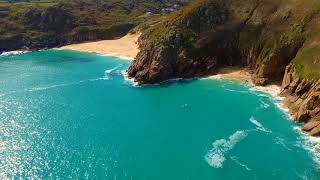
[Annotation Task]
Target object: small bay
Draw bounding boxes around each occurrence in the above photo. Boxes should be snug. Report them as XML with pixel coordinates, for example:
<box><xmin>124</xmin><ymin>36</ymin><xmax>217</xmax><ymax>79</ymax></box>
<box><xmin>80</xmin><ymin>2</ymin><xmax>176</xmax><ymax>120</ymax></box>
<box><xmin>0</xmin><ymin>50</ymin><xmax>319</xmax><ymax>179</ymax></box>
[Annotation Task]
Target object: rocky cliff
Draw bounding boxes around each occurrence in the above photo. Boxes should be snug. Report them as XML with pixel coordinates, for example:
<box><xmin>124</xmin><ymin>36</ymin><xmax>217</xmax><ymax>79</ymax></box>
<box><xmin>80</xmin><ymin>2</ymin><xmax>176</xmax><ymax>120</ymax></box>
<box><xmin>281</xmin><ymin>64</ymin><xmax>320</xmax><ymax>135</ymax></box>
<box><xmin>128</xmin><ymin>0</ymin><xmax>320</xmax><ymax>134</ymax></box>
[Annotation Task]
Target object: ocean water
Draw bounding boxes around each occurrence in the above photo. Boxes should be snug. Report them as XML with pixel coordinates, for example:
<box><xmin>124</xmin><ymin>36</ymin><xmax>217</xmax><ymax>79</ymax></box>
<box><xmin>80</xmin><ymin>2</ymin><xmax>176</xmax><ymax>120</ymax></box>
<box><xmin>0</xmin><ymin>50</ymin><xmax>320</xmax><ymax>179</ymax></box>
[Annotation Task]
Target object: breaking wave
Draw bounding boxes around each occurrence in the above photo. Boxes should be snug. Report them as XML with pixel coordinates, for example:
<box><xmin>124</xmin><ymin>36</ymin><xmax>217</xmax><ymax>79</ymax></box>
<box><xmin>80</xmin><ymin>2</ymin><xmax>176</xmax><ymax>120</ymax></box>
<box><xmin>249</xmin><ymin>116</ymin><xmax>271</xmax><ymax>133</ymax></box>
<box><xmin>0</xmin><ymin>51</ymin><xmax>29</xmax><ymax>57</ymax></box>
<box><xmin>121</xmin><ymin>70</ymin><xmax>138</xmax><ymax>86</ymax></box>
<box><xmin>294</xmin><ymin>127</ymin><xmax>320</xmax><ymax>167</ymax></box>
<box><xmin>205</xmin><ymin>131</ymin><xmax>248</xmax><ymax>168</ymax></box>
<box><xmin>259</xmin><ymin>99</ymin><xmax>270</xmax><ymax>109</ymax></box>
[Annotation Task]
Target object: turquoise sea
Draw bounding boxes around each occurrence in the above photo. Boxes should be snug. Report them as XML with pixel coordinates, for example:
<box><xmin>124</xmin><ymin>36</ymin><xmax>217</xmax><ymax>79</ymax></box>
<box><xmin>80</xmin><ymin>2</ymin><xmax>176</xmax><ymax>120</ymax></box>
<box><xmin>0</xmin><ymin>50</ymin><xmax>320</xmax><ymax>179</ymax></box>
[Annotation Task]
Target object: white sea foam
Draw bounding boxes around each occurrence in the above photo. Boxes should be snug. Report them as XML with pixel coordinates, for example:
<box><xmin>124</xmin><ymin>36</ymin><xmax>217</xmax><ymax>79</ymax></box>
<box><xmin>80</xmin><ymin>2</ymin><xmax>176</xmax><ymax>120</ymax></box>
<box><xmin>225</xmin><ymin>88</ymin><xmax>250</xmax><ymax>94</ymax></box>
<box><xmin>88</xmin><ymin>77</ymin><xmax>109</xmax><ymax>81</ymax></box>
<box><xmin>205</xmin><ymin>131</ymin><xmax>248</xmax><ymax>168</ymax></box>
<box><xmin>207</xmin><ymin>74</ymin><xmax>222</xmax><ymax>80</ymax></box>
<box><xmin>230</xmin><ymin>156</ymin><xmax>252</xmax><ymax>171</ymax></box>
<box><xmin>294</xmin><ymin>126</ymin><xmax>320</xmax><ymax>166</ymax></box>
<box><xmin>249</xmin><ymin>85</ymin><xmax>282</xmax><ymax>100</ymax></box>
<box><xmin>275</xmin><ymin>137</ymin><xmax>292</xmax><ymax>151</ymax></box>
<box><xmin>249</xmin><ymin>85</ymin><xmax>293</xmax><ymax>120</ymax></box>
<box><xmin>104</xmin><ymin>65</ymin><xmax>121</xmax><ymax>74</ymax></box>
<box><xmin>121</xmin><ymin>70</ymin><xmax>139</xmax><ymax>86</ymax></box>
<box><xmin>0</xmin><ymin>51</ymin><xmax>29</xmax><ymax>57</ymax></box>
<box><xmin>249</xmin><ymin>116</ymin><xmax>271</xmax><ymax>133</ymax></box>
<box><xmin>259</xmin><ymin>99</ymin><xmax>270</xmax><ymax>109</ymax></box>
<box><xmin>28</xmin><ymin>83</ymin><xmax>77</xmax><ymax>92</ymax></box>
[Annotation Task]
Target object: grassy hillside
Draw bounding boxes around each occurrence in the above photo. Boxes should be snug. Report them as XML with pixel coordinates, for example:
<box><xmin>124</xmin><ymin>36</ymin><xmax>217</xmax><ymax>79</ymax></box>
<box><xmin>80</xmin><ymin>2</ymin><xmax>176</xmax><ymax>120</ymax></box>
<box><xmin>0</xmin><ymin>0</ymin><xmax>188</xmax><ymax>51</ymax></box>
<box><xmin>132</xmin><ymin>0</ymin><xmax>320</xmax><ymax>81</ymax></box>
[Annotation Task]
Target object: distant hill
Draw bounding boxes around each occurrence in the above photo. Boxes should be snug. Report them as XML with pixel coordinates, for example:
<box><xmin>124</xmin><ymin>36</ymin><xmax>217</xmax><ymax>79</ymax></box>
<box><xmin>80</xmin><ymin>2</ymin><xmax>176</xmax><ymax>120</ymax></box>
<box><xmin>0</xmin><ymin>0</ymin><xmax>189</xmax><ymax>51</ymax></box>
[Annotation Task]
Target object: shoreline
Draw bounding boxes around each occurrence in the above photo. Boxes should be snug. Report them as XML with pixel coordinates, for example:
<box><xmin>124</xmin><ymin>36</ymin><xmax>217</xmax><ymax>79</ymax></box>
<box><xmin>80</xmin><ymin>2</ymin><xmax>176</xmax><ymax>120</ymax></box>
<box><xmin>208</xmin><ymin>66</ymin><xmax>290</xmax><ymax>115</ymax></box>
<box><xmin>208</xmin><ymin>67</ymin><xmax>254</xmax><ymax>85</ymax></box>
<box><xmin>57</xmin><ymin>33</ymin><xmax>141</xmax><ymax>60</ymax></box>
<box><xmin>208</xmin><ymin>66</ymin><xmax>320</xmax><ymax>163</ymax></box>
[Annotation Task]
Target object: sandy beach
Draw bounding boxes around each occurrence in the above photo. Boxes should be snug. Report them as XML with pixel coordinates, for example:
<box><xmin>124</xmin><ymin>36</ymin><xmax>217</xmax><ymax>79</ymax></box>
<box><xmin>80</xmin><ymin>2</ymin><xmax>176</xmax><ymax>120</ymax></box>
<box><xmin>209</xmin><ymin>67</ymin><xmax>253</xmax><ymax>84</ymax></box>
<box><xmin>58</xmin><ymin>33</ymin><xmax>141</xmax><ymax>60</ymax></box>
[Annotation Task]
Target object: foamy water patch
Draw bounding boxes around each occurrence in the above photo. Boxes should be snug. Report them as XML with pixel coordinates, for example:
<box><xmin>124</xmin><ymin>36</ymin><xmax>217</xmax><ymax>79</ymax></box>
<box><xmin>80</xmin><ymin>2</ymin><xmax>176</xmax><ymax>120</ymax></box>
<box><xmin>0</xmin><ymin>51</ymin><xmax>29</xmax><ymax>57</ymax></box>
<box><xmin>121</xmin><ymin>70</ymin><xmax>139</xmax><ymax>86</ymax></box>
<box><xmin>205</xmin><ymin>131</ymin><xmax>248</xmax><ymax>168</ymax></box>
<box><xmin>275</xmin><ymin>137</ymin><xmax>292</xmax><ymax>151</ymax></box>
<box><xmin>259</xmin><ymin>99</ymin><xmax>270</xmax><ymax>109</ymax></box>
<box><xmin>249</xmin><ymin>116</ymin><xmax>271</xmax><ymax>133</ymax></box>
<box><xmin>207</xmin><ymin>74</ymin><xmax>222</xmax><ymax>80</ymax></box>
<box><xmin>294</xmin><ymin>126</ymin><xmax>320</xmax><ymax>167</ymax></box>
<box><xmin>249</xmin><ymin>85</ymin><xmax>282</xmax><ymax>99</ymax></box>
<box><xmin>230</xmin><ymin>156</ymin><xmax>252</xmax><ymax>171</ymax></box>
<box><xmin>28</xmin><ymin>82</ymin><xmax>80</xmax><ymax>92</ymax></box>
<box><xmin>249</xmin><ymin>85</ymin><xmax>292</xmax><ymax>119</ymax></box>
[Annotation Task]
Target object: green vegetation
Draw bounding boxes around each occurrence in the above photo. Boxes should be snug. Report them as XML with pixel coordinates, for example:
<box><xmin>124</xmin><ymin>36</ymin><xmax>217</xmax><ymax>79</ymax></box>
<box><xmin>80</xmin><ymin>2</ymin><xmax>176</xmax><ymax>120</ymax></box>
<box><xmin>138</xmin><ymin>0</ymin><xmax>320</xmax><ymax>80</ymax></box>
<box><xmin>0</xmin><ymin>0</ymin><xmax>187</xmax><ymax>51</ymax></box>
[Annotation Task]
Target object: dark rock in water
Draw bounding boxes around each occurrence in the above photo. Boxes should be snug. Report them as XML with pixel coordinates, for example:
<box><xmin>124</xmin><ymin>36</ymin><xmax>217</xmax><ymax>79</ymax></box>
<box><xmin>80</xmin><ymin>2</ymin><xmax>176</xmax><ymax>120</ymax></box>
<box><xmin>302</xmin><ymin>121</ymin><xmax>320</xmax><ymax>132</ymax></box>
<box><xmin>309</xmin><ymin>125</ymin><xmax>320</xmax><ymax>136</ymax></box>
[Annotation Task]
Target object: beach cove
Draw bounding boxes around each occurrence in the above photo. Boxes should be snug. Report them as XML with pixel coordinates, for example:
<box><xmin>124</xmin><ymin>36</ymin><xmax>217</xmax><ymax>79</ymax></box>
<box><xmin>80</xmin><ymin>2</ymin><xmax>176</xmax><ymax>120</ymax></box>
<box><xmin>0</xmin><ymin>50</ymin><xmax>320</xmax><ymax>179</ymax></box>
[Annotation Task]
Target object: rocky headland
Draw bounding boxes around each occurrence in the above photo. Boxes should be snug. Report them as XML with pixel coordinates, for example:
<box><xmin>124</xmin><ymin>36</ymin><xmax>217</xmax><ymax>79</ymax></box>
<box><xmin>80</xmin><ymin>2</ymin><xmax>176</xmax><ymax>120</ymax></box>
<box><xmin>127</xmin><ymin>0</ymin><xmax>320</xmax><ymax>135</ymax></box>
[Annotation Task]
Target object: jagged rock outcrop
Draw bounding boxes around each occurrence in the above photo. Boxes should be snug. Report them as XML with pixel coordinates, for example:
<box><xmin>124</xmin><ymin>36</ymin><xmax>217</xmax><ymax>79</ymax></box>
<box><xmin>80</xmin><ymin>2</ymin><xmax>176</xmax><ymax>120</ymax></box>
<box><xmin>128</xmin><ymin>0</ymin><xmax>258</xmax><ymax>84</ymax></box>
<box><xmin>281</xmin><ymin>64</ymin><xmax>320</xmax><ymax>135</ymax></box>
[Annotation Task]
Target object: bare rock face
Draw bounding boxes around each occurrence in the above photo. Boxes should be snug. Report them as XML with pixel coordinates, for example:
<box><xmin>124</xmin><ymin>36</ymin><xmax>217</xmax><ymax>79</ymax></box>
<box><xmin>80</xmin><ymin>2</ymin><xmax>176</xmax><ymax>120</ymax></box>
<box><xmin>281</xmin><ymin>64</ymin><xmax>320</xmax><ymax>135</ymax></box>
<box><xmin>127</xmin><ymin>0</ymin><xmax>260</xmax><ymax>84</ymax></box>
<box><xmin>128</xmin><ymin>43</ymin><xmax>177</xmax><ymax>84</ymax></box>
<box><xmin>250</xmin><ymin>40</ymin><xmax>304</xmax><ymax>86</ymax></box>
<box><xmin>127</xmin><ymin>37</ymin><xmax>221</xmax><ymax>84</ymax></box>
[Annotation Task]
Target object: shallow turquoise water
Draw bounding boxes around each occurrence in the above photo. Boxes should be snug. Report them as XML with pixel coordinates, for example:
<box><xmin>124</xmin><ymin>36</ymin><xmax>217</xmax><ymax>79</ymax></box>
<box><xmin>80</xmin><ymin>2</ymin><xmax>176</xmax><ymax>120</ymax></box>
<box><xmin>0</xmin><ymin>50</ymin><xmax>319</xmax><ymax>179</ymax></box>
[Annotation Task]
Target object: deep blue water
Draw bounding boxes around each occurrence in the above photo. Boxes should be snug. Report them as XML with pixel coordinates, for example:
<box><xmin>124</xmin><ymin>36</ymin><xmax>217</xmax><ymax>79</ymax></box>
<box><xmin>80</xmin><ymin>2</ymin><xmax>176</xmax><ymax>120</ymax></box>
<box><xmin>0</xmin><ymin>50</ymin><xmax>319</xmax><ymax>179</ymax></box>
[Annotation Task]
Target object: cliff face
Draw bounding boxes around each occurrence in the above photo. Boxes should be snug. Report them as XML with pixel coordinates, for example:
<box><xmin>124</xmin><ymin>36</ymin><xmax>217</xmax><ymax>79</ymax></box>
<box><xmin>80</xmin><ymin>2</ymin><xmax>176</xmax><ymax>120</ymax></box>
<box><xmin>128</xmin><ymin>0</ymin><xmax>315</xmax><ymax>85</ymax></box>
<box><xmin>129</xmin><ymin>0</ymin><xmax>257</xmax><ymax>83</ymax></box>
<box><xmin>281</xmin><ymin>64</ymin><xmax>320</xmax><ymax>135</ymax></box>
<box><xmin>128</xmin><ymin>0</ymin><xmax>320</xmax><ymax>134</ymax></box>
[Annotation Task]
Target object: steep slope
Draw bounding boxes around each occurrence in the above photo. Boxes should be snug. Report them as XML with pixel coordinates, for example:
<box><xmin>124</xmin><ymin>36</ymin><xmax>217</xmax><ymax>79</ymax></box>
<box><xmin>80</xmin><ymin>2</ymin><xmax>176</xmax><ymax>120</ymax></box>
<box><xmin>128</xmin><ymin>0</ymin><xmax>320</xmax><ymax>134</ymax></box>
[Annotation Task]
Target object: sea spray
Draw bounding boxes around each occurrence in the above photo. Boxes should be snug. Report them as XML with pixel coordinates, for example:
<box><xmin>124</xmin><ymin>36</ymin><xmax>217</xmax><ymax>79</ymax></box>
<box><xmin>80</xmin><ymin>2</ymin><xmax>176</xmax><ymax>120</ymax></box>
<box><xmin>294</xmin><ymin>127</ymin><xmax>320</xmax><ymax>167</ymax></box>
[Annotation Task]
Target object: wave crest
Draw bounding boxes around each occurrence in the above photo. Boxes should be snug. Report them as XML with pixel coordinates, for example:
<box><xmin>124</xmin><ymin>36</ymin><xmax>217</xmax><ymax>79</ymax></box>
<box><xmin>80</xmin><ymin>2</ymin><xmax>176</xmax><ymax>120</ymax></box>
<box><xmin>249</xmin><ymin>116</ymin><xmax>271</xmax><ymax>133</ymax></box>
<box><xmin>0</xmin><ymin>51</ymin><xmax>29</xmax><ymax>57</ymax></box>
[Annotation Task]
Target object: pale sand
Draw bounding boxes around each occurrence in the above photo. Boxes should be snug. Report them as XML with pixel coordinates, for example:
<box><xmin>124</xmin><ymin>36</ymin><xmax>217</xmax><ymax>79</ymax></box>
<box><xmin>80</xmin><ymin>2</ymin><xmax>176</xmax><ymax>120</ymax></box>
<box><xmin>209</xmin><ymin>67</ymin><xmax>253</xmax><ymax>84</ymax></box>
<box><xmin>57</xmin><ymin>33</ymin><xmax>141</xmax><ymax>60</ymax></box>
